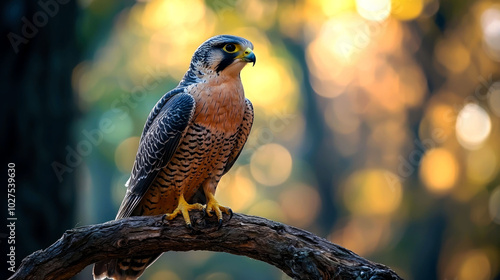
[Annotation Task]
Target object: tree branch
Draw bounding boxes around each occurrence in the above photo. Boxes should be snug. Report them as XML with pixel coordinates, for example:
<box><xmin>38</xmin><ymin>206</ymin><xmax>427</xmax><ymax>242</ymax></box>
<box><xmin>9</xmin><ymin>212</ymin><xmax>402</xmax><ymax>280</ymax></box>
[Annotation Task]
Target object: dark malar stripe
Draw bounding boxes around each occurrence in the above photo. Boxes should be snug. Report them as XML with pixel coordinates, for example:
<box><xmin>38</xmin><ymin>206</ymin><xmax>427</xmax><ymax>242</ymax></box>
<box><xmin>215</xmin><ymin>55</ymin><xmax>235</xmax><ymax>73</ymax></box>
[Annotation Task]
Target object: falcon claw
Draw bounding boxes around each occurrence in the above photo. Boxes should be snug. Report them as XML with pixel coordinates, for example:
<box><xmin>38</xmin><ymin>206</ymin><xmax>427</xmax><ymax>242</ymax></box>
<box><xmin>163</xmin><ymin>195</ymin><xmax>204</xmax><ymax>227</ymax></box>
<box><xmin>204</xmin><ymin>193</ymin><xmax>232</xmax><ymax>229</ymax></box>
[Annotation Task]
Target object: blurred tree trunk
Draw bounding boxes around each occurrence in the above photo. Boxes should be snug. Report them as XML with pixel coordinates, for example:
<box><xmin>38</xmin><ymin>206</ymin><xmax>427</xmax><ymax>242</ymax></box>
<box><xmin>283</xmin><ymin>37</ymin><xmax>339</xmax><ymax>234</ymax></box>
<box><xmin>0</xmin><ymin>1</ymin><xmax>79</xmax><ymax>279</ymax></box>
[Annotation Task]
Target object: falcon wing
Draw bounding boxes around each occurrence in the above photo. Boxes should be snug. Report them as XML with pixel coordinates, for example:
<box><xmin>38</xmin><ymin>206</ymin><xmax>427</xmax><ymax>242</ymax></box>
<box><xmin>222</xmin><ymin>98</ymin><xmax>254</xmax><ymax>175</ymax></box>
<box><xmin>116</xmin><ymin>91</ymin><xmax>195</xmax><ymax>219</ymax></box>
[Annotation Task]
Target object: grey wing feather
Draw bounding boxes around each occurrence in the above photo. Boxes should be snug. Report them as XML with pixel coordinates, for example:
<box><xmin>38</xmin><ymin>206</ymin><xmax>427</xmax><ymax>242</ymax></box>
<box><xmin>223</xmin><ymin>98</ymin><xmax>254</xmax><ymax>175</ymax></box>
<box><xmin>116</xmin><ymin>91</ymin><xmax>195</xmax><ymax>219</ymax></box>
<box><xmin>141</xmin><ymin>87</ymin><xmax>186</xmax><ymax>139</ymax></box>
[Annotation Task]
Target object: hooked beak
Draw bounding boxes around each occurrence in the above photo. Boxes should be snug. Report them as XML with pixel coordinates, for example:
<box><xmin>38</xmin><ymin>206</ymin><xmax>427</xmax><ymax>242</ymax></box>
<box><xmin>239</xmin><ymin>47</ymin><xmax>256</xmax><ymax>66</ymax></box>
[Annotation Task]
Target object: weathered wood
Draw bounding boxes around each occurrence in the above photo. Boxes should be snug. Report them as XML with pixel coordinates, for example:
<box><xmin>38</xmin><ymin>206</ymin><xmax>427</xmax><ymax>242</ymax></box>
<box><xmin>8</xmin><ymin>212</ymin><xmax>402</xmax><ymax>280</ymax></box>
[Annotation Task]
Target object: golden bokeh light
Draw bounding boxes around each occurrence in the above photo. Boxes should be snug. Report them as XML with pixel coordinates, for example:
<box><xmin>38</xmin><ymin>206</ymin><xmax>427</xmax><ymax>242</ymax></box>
<box><xmin>441</xmin><ymin>247</ymin><xmax>498</xmax><ymax>280</ymax></box>
<box><xmin>137</xmin><ymin>0</ymin><xmax>214</xmax><ymax>80</ymax></box>
<box><xmin>427</xmin><ymin>103</ymin><xmax>455</xmax><ymax>131</ymax></box>
<box><xmin>114</xmin><ymin>136</ymin><xmax>140</xmax><ymax>173</ymax></box>
<box><xmin>247</xmin><ymin>199</ymin><xmax>286</xmax><ymax>222</ymax></box>
<box><xmin>279</xmin><ymin>184</ymin><xmax>321</xmax><ymax>227</ymax></box>
<box><xmin>435</xmin><ymin>38</ymin><xmax>471</xmax><ymax>73</ymax></box>
<box><xmin>216</xmin><ymin>167</ymin><xmax>256</xmax><ymax>212</ymax></box>
<box><xmin>457</xmin><ymin>250</ymin><xmax>491</xmax><ymax>280</ymax></box>
<box><xmin>418</xmin><ymin>101</ymin><xmax>455</xmax><ymax>144</ymax></box>
<box><xmin>306</xmin><ymin>14</ymin><xmax>370</xmax><ymax>73</ymax></box>
<box><xmin>420</xmin><ymin>148</ymin><xmax>459</xmax><ymax>194</ymax></box>
<box><xmin>456</xmin><ymin>103</ymin><xmax>492</xmax><ymax>150</ymax></box>
<box><xmin>342</xmin><ymin>169</ymin><xmax>403</xmax><ymax>216</ymax></box>
<box><xmin>363</xmin><ymin>64</ymin><xmax>405</xmax><ymax>113</ymax></box>
<box><xmin>329</xmin><ymin>217</ymin><xmax>391</xmax><ymax>256</ymax></box>
<box><xmin>306</xmin><ymin>13</ymin><xmax>417</xmax><ymax>118</ymax></box>
<box><xmin>466</xmin><ymin>146</ymin><xmax>497</xmax><ymax>185</ymax></box>
<box><xmin>242</xmin><ymin>57</ymin><xmax>297</xmax><ymax>109</ymax></box>
<box><xmin>391</xmin><ymin>0</ymin><xmax>424</xmax><ymax>21</ymax></box>
<box><xmin>489</xmin><ymin>186</ymin><xmax>500</xmax><ymax>224</ymax></box>
<box><xmin>355</xmin><ymin>0</ymin><xmax>391</xmax><ymax>22</ymax></box>
<box><xmin>306</xmin><ymin>13</ymin><xmax>384</xmax><ymax>98</ymax></box>
<box><xmin>481</xmin><ymin>5</ymin><xmax>500</xmax><ymax>61</ymax></box>
<box><xmin>140</xmin><ymin>0</ymin><xmax>206</xmax><ymax>30</ymax></box>
<box><xmin>250</xmin><ymin>143</ymin><xmax>293</xmax><ymax>186</ymax></box>
<box><xmin>317</xmin><ymin>0</ymin><xmax>356</xmax><ymax>17</ymax></box>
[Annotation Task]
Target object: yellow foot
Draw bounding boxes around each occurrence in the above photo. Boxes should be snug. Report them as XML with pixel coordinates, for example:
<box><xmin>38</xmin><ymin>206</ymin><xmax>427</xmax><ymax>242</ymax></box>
<box><xmin>205</xmin><ymin>193</ymin><xmax>233</xmax><ymax>229</ymax></box>
<box><xmin>162</xmin><ymin>195</ymin><xmax>203</xmax><ymax>229</ymax></box>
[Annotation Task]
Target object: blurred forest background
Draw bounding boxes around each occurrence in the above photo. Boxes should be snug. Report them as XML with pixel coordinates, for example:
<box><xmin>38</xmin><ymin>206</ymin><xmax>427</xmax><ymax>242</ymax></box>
<box><xmin>2</xmin><ymin>0</ymin><xmax>500</xmax><ymax>279</ymax></box>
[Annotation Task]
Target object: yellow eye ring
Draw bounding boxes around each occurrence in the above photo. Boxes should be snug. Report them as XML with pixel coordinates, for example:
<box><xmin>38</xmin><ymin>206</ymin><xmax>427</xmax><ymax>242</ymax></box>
<box><xmin>223</xmin><ymin>43</ymin><xmax>238</xmax><ymax>53</ymax></box>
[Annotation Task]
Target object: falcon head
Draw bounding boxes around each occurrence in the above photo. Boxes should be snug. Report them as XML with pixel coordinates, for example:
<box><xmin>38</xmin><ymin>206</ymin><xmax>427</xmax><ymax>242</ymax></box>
<box><xmin>181</xmin><ymin>35</ymin><xmax>256</xmax><ymax>84</ymax></box>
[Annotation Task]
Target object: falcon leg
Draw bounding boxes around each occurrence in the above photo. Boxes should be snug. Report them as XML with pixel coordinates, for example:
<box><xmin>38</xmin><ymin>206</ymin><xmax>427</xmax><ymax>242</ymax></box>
<box><xmin>204</xmin><ymin>191</ymin><xmax>233</xmax><ymax>229</ymax></box>
<box><xmin>162</xmin><ymin>194</ymin><xmax>203</xmax><ymax>228</ymax></box>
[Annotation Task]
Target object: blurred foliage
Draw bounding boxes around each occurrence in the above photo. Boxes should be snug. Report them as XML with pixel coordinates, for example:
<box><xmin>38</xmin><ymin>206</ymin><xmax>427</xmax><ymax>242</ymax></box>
<box><xmin>71</xmin><ymin>0</ymin><xmax>500</xmax><ymax>279</ymax></box>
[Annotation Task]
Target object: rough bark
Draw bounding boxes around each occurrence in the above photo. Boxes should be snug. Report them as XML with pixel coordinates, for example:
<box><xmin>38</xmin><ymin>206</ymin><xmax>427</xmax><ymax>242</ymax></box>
<box><xmin>9</xmin><ymin>212</ymin><xmax>403</xmax><ymax>280</ymax></box>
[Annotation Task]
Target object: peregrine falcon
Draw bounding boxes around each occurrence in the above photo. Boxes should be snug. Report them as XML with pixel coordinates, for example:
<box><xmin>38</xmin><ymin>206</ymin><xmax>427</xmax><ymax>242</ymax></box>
<box><xmin>93</xmin><ymin>35</ymin><xmax>255</xmax><ymax>280</ymax></box>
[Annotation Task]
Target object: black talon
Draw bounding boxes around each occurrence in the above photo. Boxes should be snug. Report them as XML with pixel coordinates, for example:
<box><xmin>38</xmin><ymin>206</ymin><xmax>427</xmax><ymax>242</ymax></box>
<box><xmin>186</xmin><ymin>223</ymin><xmax>194</xmax><ymax>231</ymax></box>
<box><xmin>161</xmin><ymin>214</ymin><xmax>168</xmax><ymax>223</ymax></box>
<box><xmin>228</xmin><ymin>209</ymin><xmax>233</xmax><ymax>221</ymax></box>
<box><xmin>217</xmin><ymin>219</ymin><xmax>223</xmax><ymax>230</ymax></box>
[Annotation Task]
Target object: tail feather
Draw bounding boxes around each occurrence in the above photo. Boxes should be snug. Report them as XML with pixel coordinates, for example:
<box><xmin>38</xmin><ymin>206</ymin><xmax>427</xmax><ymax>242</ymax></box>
<box><xmin>93</xmin><ymin>254</ymin><xmax>162</xmax><ymax>280</ymax></box>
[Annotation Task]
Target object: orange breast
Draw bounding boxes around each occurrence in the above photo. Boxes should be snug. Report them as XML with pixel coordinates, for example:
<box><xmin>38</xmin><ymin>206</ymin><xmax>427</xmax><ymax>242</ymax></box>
<box><xmin>190</xmin><ymin>76</ymin><xmax>246</xmax><ymax>133</ymax></box>
<box><xmin>134</xmin><ymin>77</ymin><xmax>247</xmax><ymax>216</ymax></box>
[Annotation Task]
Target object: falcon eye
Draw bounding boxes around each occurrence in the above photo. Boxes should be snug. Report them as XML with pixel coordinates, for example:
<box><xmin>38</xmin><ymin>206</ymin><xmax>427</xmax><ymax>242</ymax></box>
<box><xmin>223</xmin><ymin>43</ymin><xmax>238</xmax><ymax>53</ymax></box>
